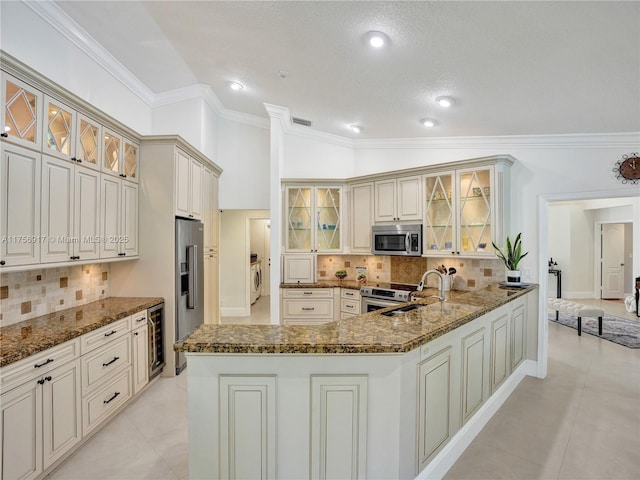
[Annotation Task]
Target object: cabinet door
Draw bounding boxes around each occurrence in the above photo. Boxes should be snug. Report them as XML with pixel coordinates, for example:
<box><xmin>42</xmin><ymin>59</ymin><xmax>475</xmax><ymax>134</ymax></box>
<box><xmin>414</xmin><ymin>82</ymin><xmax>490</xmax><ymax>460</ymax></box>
<box><xmin>190</xmin><ymin>158</ymin><xmax>203</xmax><ymax>220</ymax></box>
<box><xmin>285</xmin><ymin>186</ymin><xmax>313</xmax><ymax>251</ymax></box>
<box><xmin>282</xmin><ymin>254</ymin><xmax>315</xmax><ymax>283</ymax></box>
<box><xmin>350</xmin><ymin>182</ymin><xmax>374</xmax><ymax>253</ymax></box>
<box><xmin>102</xmin><ymin>129</ymin><xmax>122</xmax><ymax>178</ymax></box>
<box><xmin>120</xmin><ymin>181</ymin><xmax>138</xmax><ymax>257</ymax></box>
<box><xmin>510</xmin><ymin>300</ymin><xmax>526</xmax><ymax>370</ymax></box>
<box><xmin>42</xmin><ymin>96</ymin><xmax>75</xmax><ymax>161</ymax></box>
<box><xmin>1</xmin><ymin>144</ymin><xmax>41</xmax><ymax>267</ymax></box>
<box><xmin>202</xmin><ymin>167</ymin><xmax>213</xmax><ymax>250</ymax></box>
<box><xmin>315</xmin><ymin>187</ymin><xmax>341</xmax><ymax>252</ymax></box>
<box><xmin>122</xmin><ymin>138</ymin><xmax>139</xmax><ymax>183</ymax></box>
<box><xmin>461</xmin><ymin>328</ymin><xmax>487</xmax><ymax>423</ymax></box>
<box><xmin>175</xmin><ymin>149</ymin><xmax>191</xmax><ymax>217</ymax></box>
<box><xmin>0</xmin><ymin>379</ymin><xmax>43</xmax><ymax>480</ymax></box>
<box><xmin>374</xmin><ymin>179</ymin><xmax>396</xmax><ymax>222</ymax></box>
<box><xmin>42</xmin><ymin>359</ymin><xmax>81</xmax><ymax>469</ymax></box>
<box><xmin>74</xmin><ymin>113</ymin><xmax>101</xmax><ymax>171</ymax></box>
<box><xmin>203</xmin><ymin>252</ymin><xmax>219</xmax><ymax>324</ymax></box>
<box><xmin>490</xmin><ymin>311</ymin><xmax>510</xmax><ymax>393</ymax></box>
<box><xmin>417</xmin><ymin>346</ymin><xmax>453</xmax><ymax>470</ymax></box>
<box><xmin>457</xmin><ymin>167</ymin><xmax>494</xmax><ymax>255</ymax></box>
<box><xmin>211</xmin><ymin>175</ymin><xmax>219</xmax><ymax>251</ymax></box>
<box><xmin>424</xmin><ymin>172</ymin><xmax>456</xmax><ymax>254</ymax></box>
<box><xmin>99</xmin><ymin>174</ymin><xmax>121</xmax><ymax>259</ymax></box>
<box><xmin>132</xmin><ymin>324</ymin><xmax>149</xmax><ymax>395</ymax></box>
<box><xmin>74</xmin><ymin>166</ymin><xmax>101</xmax><ymax>261</ymax></box>
<box><xmin>397</xmin><ymin>176</ymin><xmax>422</xmax><ymax>220</ymax></box>
<box><xmin>40</xmin><ymin>156</ymin><xmax>74</xmax><ymax>263</ymax></box>
<box><xmin>1</xmin><ymin>73</ymin><xmax>42</xmax><ymax>149</ymax></box>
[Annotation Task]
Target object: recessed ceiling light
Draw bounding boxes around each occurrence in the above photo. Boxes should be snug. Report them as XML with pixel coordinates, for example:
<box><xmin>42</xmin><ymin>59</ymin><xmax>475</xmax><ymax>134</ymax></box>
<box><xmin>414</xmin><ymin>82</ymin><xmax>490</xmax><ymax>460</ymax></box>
<box><xmin>435</xmin><ymin>96</ymin><xmax>455</xmax><ymax>107</ymax></box>
<box><xmin>228</xmin><ymin>81</ymin><xmax>244</xmax><ymax>91</ymax></box>
<box><xmin>349</xmin><ymin>125</ymin><xmax>361</xmax><ymax>134</ymax></box>
<box><xmin>366</xmin><ymin>31</ymin><xmax>390</xmax><ymax>49</ymax></box>
<box><xmin>421</xmin><ymin>119</ymin><xmax>437</xmax><ymax>128</ymax></box>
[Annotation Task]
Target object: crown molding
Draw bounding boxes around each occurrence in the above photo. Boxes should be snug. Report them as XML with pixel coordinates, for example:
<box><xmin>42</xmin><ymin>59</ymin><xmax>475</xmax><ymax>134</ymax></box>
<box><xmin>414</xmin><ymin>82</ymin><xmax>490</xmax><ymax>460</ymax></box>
<box><xmin>23</xmin><ymin>0</ymin><xmax>156</xmax><ymax>106</ymax></box>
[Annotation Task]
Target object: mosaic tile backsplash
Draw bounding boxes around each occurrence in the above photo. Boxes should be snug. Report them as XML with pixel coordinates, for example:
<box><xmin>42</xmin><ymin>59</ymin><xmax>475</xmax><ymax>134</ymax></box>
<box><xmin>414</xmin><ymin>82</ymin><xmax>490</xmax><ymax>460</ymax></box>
<box><xmin>0</xmin><ymin>264</ymin><xmax>111</xmax><ymax>327</ymax></box>
<box><xmin>317</xmin><ymin>254</ymin><xmax>505</xmax><ymax>289</ymax></box>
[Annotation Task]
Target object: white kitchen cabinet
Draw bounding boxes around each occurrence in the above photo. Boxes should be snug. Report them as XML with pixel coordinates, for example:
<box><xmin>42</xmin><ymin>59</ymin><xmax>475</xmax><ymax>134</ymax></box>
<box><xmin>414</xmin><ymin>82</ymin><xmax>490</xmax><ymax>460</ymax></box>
<box><xmin>0</xmin><ymin>339</ymin><xmax>81</xmax><ymax>480</ymax></box>
<box><xmin>460</xmin><ymin>328</ymin><xmax>488</xmax><ymax>424</ymax></box>
<box><xmin>490</xmin><ymin>308</ymin><xmax>510</xmax><ymax>394</ymax></box>
<box><xmin>340</xmin><ymin>288</ymin><xmax>361</xmax><ymax>318</ymax></box>
<box><xmin>74</xmin><ymin>113</ymin><xmax>101</xmax><ymax>171</ymax></box>
<box><xmin>424</xmin><ymin>161</ymin><xmax>510</xmax><ymax>257</ymax></box>
<box><xmin>374</xmin><ymin>175</ymin><xmax>422</xmax><ymax>222</ymax></box>
<box><xmin>510</xmin><ymin>297</ymin><xmax>527</xmax><ymax>371</ymax></box>
<box><xmin>280</xmin><ymin>288</ymin><xmax>335</xmax><ymax>325</ymax></box>
<box><xmin>0</xmin><ymin>143</ymin><xmax>41</xmax><ymax>267</ymax></box>
<box><xmin>99</xmin><ymin>174</ymin><xmax>138</xmax><ymax>259</ymax></box>
<box><xmin>132</xmin><ymin>317</ymin><xmax>149</xmax><ymax>395</ymax></box>
<box><xmin>40</xmin><ymin>156</ymin><xmax>101</xmax><ymax>263</ymax></box>
<box><xmin>42</xmin><ymin>95</ymin><xmax>76</xmax><ymax>161</ymax></box>
<box><xmin>417</xmin><ymin>346</ymin><xmax>454</xmax><ymax>470</ymax></box>
<box><xmin>102</xmin><ymin>129</ymin><xmax>139</xmax><ymax>184</ymax></box>
<box><xmin>175</xmin><ymin>148</ymin><xmax>203</xmax><ymax>220</ymax></box>
<box><xmin>282</xmin><ymin>253</ymin><xmax>316</xmax><ymax>284</ymax></box>
<box><xmin>204</xmin><ymin>251</ymin><xmax>219</xmax><ymax>324</ymax></box>
<box><xmin>349</xmin><ymin>182</ymin><xmax>374</xmax><ymax>253</ymax></box>
<box><xmin>284</xmin><ymin>185</ymin><xmax>342</xmax><ymax>253</ymax></box>
<box><xmin>1</xmin><ymin>72</ymin><xmax>43</xmax><ymax>150</ymax></box>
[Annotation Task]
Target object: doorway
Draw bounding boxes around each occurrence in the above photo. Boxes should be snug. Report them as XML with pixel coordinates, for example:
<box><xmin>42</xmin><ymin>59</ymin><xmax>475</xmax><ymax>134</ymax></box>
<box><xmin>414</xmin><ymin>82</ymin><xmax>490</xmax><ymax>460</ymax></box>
<box><xmin>599</xmin><ymin>222</ymin><xmax>633</xmax><ymax>299</ymax></box>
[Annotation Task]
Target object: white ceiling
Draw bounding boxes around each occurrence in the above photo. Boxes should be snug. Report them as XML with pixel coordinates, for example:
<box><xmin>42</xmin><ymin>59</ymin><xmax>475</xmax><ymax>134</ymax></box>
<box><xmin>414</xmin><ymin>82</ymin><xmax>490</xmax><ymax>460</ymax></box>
<box><xmin>55</xmin><ymin>1</ymin><xmax>640</xmax><ymax>139</ymax></box>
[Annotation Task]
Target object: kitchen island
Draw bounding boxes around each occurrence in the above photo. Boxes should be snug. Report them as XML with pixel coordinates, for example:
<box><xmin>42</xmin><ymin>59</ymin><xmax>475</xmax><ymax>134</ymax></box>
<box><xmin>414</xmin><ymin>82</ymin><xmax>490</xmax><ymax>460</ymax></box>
<box><xmin>175</xmin><ymin>284</ymin><xmax>538</xmax><ymax>479</ymax></box>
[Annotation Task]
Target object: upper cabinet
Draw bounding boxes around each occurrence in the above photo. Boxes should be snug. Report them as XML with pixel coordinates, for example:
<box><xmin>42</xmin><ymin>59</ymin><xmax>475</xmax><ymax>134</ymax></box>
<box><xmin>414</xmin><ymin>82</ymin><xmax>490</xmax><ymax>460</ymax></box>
<box><xmin>424</xmin><ymin>161</ymin><xmax>510</xmax><ymax>257</ymax></box>
<box><xmin>350</xmin><ymin>182</ymin><xmax>374</xmax><ymax>253</ymax></box>
<box><xmin>374</xmin><ymin>175</ymin><xmax>422</xmax><ymax>222</ymax></box>
<box><xmin>1</xmin><ymin>73</ymin><xmax>43</xmax><ymax>149</ymax></box>
<box><xmin>75</xmin><ymin>114</ymin><xmax>101</xmax><ymax>171</ymax></box>
<box><xmin>285</xmin><ymin>185</ymin><xmax>342</xmax><ymax>253</ymax></box>
<box><xmin>103</xmin><ymin>129</ymin><xmax>139</xmax><ymax>183</ymax></box>
<box><xmin>175</xmin><ymin>148</ymin><xmax>203</xmax><ymax>220</ymax></box>
<box><xmin>42</xmin><ymin>96</ymin><xmax>76</xmax><ymax>161</ymax></box>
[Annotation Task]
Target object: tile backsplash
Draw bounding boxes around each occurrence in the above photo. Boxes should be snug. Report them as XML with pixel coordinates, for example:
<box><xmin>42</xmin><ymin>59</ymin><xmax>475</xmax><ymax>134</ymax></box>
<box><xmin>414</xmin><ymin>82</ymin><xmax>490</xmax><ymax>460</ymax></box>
<box><xmin>0</xmin><ymin>264</ymin><xmax>111</xmax><ymax>327</ymax></box>
<box><xmin>317</xmin><ymin>254</ymin><xmax>505</xmax><ymax>290</ymax></box>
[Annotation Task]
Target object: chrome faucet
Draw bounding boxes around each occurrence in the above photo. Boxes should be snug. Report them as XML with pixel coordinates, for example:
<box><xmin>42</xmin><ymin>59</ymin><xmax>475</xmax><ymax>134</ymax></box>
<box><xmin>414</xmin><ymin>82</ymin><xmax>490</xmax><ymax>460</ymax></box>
<box><xmin>416</xmin><ymin>269</ymin><xmax>446</xmax><ymax>301</ymax></box>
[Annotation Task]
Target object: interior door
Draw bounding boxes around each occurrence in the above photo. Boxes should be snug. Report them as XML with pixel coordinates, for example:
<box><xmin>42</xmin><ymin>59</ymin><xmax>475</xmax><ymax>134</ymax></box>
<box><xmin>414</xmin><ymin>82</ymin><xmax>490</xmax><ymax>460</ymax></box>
<box><xmin>601</xmin><ymin>223</ymin><xmax>625</xmax><ymax>299</ymax></box>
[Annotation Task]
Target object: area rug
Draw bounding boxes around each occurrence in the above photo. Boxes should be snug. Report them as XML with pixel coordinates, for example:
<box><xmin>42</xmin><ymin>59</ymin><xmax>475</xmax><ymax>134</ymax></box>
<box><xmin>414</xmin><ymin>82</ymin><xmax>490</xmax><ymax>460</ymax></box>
<box><xmin>548</xmin><ymin>312</ymin><xmax>640</xmax><ymax>348</ymax></box>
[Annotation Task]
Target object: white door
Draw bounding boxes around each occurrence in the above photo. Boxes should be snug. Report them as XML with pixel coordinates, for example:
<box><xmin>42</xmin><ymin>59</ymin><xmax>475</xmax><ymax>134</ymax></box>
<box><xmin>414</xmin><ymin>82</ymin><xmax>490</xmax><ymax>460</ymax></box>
<box><xmin>601</xmin><ymin>223</ymin><xmax>625</xmax><ymax>298</ymax></box>
<box><xmin>100</xmin><ymin>174</ymin><xmax>121</xmax><ymax>258</ymax></box>
<box><xmin>40</xmin><ymin>156</ymin><xmax>74</xmax><ymax>263</ymax></box>
<box><xmin>74</xmin><ymin>166</ymin><xmax>101</xmax><ymax>260</ymax></box>
<box><xmin>263</xmin><ymin>223</ymin><xmax>271</xmax><ymax>296</ymax></box>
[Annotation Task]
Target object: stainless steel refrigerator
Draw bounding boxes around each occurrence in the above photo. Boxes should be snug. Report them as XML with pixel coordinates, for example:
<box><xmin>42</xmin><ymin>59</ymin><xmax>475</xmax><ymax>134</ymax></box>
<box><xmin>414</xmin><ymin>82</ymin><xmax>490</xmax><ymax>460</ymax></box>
<box><xmin>175</xmin><ymin>217</ymin><xmax>204</xmax><ymax>374</ymax></box>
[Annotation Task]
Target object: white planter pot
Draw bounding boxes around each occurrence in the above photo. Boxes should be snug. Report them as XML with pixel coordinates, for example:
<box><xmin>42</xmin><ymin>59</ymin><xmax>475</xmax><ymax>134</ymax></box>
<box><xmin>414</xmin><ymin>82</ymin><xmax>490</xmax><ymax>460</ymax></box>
<box><xmin>506</xmin><ymin>269</ymin><xmax>521</xmax><ymax>283</ymax></box>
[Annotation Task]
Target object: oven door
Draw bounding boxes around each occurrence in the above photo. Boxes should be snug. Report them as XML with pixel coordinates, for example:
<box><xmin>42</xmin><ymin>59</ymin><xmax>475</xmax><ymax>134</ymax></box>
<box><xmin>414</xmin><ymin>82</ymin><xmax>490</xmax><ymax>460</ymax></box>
<box><xmin>361</xmin><ymin>297</ymin><xmax>403</xmax><ymax>314</ymax></box>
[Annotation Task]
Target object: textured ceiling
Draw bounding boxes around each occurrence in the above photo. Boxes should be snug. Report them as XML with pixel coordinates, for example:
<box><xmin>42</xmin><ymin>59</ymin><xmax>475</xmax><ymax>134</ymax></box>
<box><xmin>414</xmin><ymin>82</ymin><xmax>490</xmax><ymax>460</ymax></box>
<box><xmin>55</xmin><ymin>1</ymin><xmax>640</xmax><ymax>139</ymax></box>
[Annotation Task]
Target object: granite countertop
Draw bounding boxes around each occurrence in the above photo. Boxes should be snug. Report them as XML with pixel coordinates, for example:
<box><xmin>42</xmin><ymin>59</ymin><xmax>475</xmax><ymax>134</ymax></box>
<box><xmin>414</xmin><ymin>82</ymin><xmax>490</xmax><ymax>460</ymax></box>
<box><xmin>176</xmin><ymin>284</ymin><xmax>537</xmax><ymax>355</ymax></box>
<box><xmin>0</xmin><ymin>297</ymin><xmax>164</xmax><ymax>368</ymax></box>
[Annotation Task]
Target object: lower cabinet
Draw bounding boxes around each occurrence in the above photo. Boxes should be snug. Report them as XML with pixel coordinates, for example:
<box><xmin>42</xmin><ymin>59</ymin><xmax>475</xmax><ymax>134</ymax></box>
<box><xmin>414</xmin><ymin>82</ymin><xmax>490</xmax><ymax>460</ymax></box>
<box><xmin>461</xmin><ymin>328</ymin><xmax>488</xmax><ymax>424</ymax></box>
<box><xmin>281</xmin><ymin>288</ymin><xmax>337</xmax><ymax>325</ymax></box>
<box><xmin>340</xmin><ymin>288</ymin><xmax>361</xmax><ymax>319</ymax></box>
<box><xmin>0</xmin><ymin>308</ymin><xmax>152</xmax><ymax>480</ymax></box>
<box><xmin>490</xmin><ymin>309</ymin><xmax>510</xmax><ymax>394</ymax></box>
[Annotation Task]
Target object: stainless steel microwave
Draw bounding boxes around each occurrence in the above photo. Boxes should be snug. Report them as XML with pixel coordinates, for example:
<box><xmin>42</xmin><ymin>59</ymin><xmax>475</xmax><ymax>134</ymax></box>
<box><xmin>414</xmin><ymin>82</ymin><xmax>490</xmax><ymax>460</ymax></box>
<box><xmin>371</xmin><ymin>224</ymin><xmax>423</xmax><ymax>256</ymax></box>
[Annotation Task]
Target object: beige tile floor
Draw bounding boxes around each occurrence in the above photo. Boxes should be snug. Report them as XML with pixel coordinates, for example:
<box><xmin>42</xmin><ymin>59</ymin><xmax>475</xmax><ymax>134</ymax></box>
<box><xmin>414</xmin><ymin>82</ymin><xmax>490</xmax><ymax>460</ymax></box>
<box><xmin>47</xmin><ymin>297</ymin><xmax>639</xmax><ymax>480</ymax></box>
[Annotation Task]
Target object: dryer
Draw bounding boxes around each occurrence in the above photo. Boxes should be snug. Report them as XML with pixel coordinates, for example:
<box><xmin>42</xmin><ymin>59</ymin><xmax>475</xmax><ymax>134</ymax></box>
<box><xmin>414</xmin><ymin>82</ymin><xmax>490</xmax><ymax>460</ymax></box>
<box><xmin>250</xmin><ymin>261</ymin><xmax>262</xmax><ymax>305</ymax></box>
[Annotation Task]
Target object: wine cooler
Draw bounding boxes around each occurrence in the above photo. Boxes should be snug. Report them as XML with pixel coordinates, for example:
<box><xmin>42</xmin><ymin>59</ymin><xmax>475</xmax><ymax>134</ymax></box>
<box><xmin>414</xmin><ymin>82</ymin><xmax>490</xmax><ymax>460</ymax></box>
<box><xmin>147</xmin><ymin>302</ymin><xmax>166</xmax><ymax>380</ymax></box>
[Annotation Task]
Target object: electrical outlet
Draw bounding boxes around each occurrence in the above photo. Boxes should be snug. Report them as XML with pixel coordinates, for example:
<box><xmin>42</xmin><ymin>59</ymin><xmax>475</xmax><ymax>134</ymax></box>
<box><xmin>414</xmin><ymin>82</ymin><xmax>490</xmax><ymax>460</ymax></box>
<box><xmin>523</xmin><ymin>268</ymin><xmax>532</xmax><ymax>280</ymax></box>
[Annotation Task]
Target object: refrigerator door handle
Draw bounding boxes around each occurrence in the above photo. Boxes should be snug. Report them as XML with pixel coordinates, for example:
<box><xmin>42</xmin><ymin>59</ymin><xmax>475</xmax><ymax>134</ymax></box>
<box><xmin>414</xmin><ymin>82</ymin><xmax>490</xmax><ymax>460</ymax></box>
<box><xmin>187</xmin><ymin>244</ymin><xmax>197</xmax><ymax>309</ymax></box>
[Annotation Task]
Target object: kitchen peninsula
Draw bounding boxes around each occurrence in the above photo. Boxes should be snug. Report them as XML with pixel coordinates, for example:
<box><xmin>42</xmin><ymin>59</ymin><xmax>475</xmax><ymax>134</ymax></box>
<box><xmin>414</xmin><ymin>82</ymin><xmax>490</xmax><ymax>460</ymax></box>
<box><xmin>176</xmin><ymin>284</ymin><xmax>538</xmax><ymax>479</ymax></box>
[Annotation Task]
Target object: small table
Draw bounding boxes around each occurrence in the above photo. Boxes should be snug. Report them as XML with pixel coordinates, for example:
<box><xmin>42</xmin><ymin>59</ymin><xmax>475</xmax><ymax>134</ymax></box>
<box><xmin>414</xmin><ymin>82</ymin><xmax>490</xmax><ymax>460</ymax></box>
<box><xmin>549</xmin><ymin>268</ymin><xmax>562</xmax><ymax>320</ymax></box>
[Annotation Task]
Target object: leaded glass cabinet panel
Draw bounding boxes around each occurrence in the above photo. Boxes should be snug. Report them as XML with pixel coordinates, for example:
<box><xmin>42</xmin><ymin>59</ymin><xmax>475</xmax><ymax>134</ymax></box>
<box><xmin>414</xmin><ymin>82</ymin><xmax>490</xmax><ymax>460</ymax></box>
<box><xmin>1</xmin><ymin>73</ymin><xmax>42</xmax><ymax>148</ymax></box>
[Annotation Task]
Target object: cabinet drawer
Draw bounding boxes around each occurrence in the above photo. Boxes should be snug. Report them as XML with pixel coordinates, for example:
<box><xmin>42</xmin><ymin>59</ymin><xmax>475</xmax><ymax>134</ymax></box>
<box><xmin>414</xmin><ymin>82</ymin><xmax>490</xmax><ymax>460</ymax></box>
<box><xmin>340</xmin><ymin>312</ymin><xmax>358</xmax><ymax>320</ymax></box>
<box><xmin>340</xmin><ymin>299</ymin><xmax>360</xmax><ymax>314</ymax></box>
<box><xmin>80</xmin><ymin>317</ymin><xmax>131</xmax><ymax>355</ymax></box>
<box><xmin>283</xmin><ymin>288</ymin><xmax>333</xmax><ymax>299</ymax></box>
<box><xmin>81</xmin><ymin>335</ymin><xmax>131</xmax><ymax>392</ymax></box>
<box><xmin>282</xmin><ymin>298</ymin><xmax>334</xmax><ymax>319</ymax></box>
<box><xmin>131</xmin><ymin>309</ymin><xmax>148</xmax><ymax>327</ymax></box>
<box><xmin>82</xmin><ymin>368</ymin><xmax>131</xmax><ymax>436</ymax></box>
<box><xmin>0</xmin><ymin>339</ymin><xmax>80</xmax><ymax>393</ymax></box>
<box><xmin>341</xmin><ymin>289</ymin><xmax>361</xmax><ymax>300</ymax></box>
<box><xmin>283</xmin><ymin>319</ymin><xmax>333</xmax><ymax>326</ymax></box>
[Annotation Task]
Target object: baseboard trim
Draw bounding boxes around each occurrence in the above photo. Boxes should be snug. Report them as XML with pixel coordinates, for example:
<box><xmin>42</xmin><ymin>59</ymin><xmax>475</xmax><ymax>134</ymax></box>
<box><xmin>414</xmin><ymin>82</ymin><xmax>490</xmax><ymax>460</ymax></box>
<box><xmin>220</xmin><ymin>306</ymin><xmax>250</xmax><ymax>317</ymax></box>
<box><xmin>416</xmin><ymin>359</ymin><xmax>537</xmax><ymax>480</ymax></box>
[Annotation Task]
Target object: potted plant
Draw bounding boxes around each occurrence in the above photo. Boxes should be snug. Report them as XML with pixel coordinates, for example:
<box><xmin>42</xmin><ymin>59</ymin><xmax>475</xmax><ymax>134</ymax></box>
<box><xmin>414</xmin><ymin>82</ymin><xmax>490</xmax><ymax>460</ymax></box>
<box><xmin>335</xmin><ymin>269</ymin><xmax>347</xmax><ymax>280</ymax></box>
<box><xmin>492</xmin><ymin>233</ymin><xmax>528</xmax><ymax>283</ymax></box>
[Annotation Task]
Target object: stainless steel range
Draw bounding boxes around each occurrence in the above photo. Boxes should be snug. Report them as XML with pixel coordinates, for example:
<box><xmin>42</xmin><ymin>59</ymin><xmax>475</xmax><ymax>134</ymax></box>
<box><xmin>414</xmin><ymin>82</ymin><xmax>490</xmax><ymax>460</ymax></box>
<box><xmin>360</xmin><ymin>284</ymin><xmax>417</xmax><ymax>314</ymax></box>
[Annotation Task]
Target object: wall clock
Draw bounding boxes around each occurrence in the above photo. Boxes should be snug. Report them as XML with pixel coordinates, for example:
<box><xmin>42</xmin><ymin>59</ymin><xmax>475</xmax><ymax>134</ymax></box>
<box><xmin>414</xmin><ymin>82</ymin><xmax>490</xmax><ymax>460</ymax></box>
<box><xmin>613</xmin><ymin>153</ymin><xmax>640</xmax><ymax>184</ymax></box>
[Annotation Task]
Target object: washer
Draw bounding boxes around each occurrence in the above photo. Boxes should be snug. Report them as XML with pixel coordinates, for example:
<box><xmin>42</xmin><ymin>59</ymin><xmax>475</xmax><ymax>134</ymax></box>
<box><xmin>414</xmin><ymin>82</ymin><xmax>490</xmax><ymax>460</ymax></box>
<box><xmin>250</xmin><ymin>261</ymin><xmax>262</xmax><ymax>304</ymax></box>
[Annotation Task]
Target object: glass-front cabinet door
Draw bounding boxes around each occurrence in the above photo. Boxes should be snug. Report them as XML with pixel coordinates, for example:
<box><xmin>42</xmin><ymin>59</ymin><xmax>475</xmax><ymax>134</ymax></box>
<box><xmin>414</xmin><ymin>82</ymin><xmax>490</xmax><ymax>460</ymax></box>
<box><xmin>75</xmin><ymin>113</ymin><xmax>101</xmax><ymax>170</ymax></box>
<box><xmin>43</xmin><ymin>96</ymin><xmax>75</xmax><ymax>160</ymax></box>
<box><xmin>285</xmin><ymin>185</ymin><xmax>342</xmax><ymax>252</ymax></box>
<box><xmin>286</xmin><ymin>186</ymin><xmax>313</xmax><ymax>251</ymax></box>
<box><xmin>123</xmin><ymin>139</ymin><xmax>139</xmax><ymax>182</ymax></box>
<box><xmin>424</xmin><ymin>172</ymin><xmax>455</xmax><ymax>254</ymax></box>
<box><xmin>1</xmin><ymin>73</ymin><xmax>42</xmax><ymax>149</ymax></box>
<box><xmin>315</xmin><ymin>187</ymin><xmax>341</xmax><ymax>251</ymax></box>
<box><xmin>457</xmin><ymin>167</ymin><xmax>493</xmax><ymax>255</ymax></box>
<box><xmin>103</xmin><ymin>129</ymin><xmax>122</xmax><ymax>177</ymax></box>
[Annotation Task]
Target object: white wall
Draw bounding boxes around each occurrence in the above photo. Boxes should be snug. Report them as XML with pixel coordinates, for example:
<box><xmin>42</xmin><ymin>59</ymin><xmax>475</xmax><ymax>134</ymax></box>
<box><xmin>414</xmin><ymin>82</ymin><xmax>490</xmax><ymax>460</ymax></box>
<box><xmin>282</xmin><ymin>133</ymin><xmax>355</xmax><ymax>179</ymax></box>
<box><xmin>220</xmin><ymin>209</ymin><xmax>270</xmax><ymax>316</ymax></box>
<box><xmin>217</xmin><ymin>118</ymin><xmax>270</xmax><ymax>209</ymax></box>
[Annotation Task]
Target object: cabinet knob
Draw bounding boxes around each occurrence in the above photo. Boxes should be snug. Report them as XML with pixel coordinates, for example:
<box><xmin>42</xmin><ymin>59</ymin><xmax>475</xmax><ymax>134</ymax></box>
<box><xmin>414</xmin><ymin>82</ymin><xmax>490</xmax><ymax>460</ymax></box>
<box><xmin>0</xmin><ymin>260</ymin><xmax>5</xmax><ymax>266</ymax></box>
<box><xmin>0</xmin><ymin>132</ymin><xmax>8</xmax><ymax>138</ymax></box>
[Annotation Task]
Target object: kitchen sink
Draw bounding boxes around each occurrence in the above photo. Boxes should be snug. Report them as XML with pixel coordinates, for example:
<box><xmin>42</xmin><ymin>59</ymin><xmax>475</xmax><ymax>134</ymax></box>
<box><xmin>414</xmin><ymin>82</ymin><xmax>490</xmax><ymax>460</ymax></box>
<box><xmin>381</xmin><ymin>304</ymin><xmax>427</xmax><ymax>316</ymax></box>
